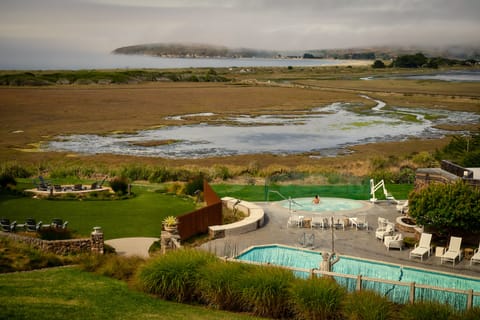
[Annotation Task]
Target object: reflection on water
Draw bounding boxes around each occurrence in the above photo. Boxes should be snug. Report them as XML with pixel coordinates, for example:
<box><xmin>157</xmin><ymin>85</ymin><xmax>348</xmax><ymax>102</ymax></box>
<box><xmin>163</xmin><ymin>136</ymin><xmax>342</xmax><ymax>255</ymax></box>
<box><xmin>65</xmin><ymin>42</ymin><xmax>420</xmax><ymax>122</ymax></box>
<box><xmin>44</xmin><ymin>97</ymin><xmax>479</xmax><ymax>159</ymax></box>
<box><xmin>362</xmin><ymin>70</ymin><xmax>480</xmax><ymax>82</ymax></box>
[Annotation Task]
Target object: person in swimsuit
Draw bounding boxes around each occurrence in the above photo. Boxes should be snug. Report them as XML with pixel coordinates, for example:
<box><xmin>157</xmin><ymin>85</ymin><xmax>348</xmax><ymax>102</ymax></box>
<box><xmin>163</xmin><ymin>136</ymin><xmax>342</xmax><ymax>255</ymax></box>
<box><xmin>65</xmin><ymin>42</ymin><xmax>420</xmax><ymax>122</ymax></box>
<box><xmin>312</xmin><ymin>194</ymin><xmax>320</xmax><ymax>204</ymax></box>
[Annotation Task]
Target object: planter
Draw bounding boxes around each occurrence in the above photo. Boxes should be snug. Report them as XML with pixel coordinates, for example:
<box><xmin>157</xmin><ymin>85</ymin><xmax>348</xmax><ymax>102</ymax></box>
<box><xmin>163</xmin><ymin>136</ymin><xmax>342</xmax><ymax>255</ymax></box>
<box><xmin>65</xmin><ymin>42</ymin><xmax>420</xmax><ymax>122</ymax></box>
<box><xmin>163</xmin><ymin>225</ymin><xmax>177</xmax><ymax>233</ymax></box>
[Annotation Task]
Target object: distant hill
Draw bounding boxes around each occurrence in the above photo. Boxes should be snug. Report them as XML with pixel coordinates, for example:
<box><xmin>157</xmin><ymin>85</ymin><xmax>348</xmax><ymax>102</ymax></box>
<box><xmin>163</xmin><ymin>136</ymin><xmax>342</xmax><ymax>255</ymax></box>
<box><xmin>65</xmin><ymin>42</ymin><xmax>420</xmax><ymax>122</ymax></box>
<box><xmin>112</xmin><ymin>43</ymin><xmax>480</xmax><ymax>60</ymax></box>
<box><xmin>112</xmin><ymin>43</ymin><xmax>280</xmax><ymax>59</ymax></box>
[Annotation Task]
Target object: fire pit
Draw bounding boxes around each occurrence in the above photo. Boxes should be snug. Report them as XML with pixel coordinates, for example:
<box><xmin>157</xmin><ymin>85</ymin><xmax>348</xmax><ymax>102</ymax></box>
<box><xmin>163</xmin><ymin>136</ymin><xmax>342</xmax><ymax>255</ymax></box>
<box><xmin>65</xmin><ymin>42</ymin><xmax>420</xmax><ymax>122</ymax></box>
<box><xmin>395</xmin><ymin>216</ymin><xmax>418</xmax><ymax>233</ymax></box>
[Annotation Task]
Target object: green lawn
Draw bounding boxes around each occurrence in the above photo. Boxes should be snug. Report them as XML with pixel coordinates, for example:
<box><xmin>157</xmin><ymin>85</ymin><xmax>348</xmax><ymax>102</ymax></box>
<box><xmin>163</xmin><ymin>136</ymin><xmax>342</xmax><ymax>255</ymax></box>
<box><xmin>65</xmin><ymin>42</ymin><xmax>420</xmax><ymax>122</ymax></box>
<box><xmin>212</xmin><ymin>183</ymin><xmax>413</xmax><ymax>202</ymax></box>
<box><xmin>0</xmin><ymin>267</ymin><xmax>262</xmax><ymax>320</ymax></box>
<box><xmin>1</xmin><ymin>181</ymin><xmax>413</xmax><ymax>240</ymax></box>
<box><xmin>0</xmin><ymin>184</ymin><xmax>196</xmax><ymax>239</ymax></box>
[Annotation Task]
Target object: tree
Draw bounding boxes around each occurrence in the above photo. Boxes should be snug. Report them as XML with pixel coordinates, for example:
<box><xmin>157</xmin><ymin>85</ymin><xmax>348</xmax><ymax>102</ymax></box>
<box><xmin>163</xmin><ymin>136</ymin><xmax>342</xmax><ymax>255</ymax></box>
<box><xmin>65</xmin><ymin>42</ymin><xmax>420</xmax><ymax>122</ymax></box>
<box><xmin>372</xmin><ymin>60</ymin><xmax>386</xmax><ymax>68</ymax></box>
<box><xmin>392</xmin><ymin>53</ymin><xmax>428</xmax><ymax>68</ymax></box>
<box><xmin>409</xmin><ymin>181</ymin><xmax>480</xmax><ymax>236</ymax></box>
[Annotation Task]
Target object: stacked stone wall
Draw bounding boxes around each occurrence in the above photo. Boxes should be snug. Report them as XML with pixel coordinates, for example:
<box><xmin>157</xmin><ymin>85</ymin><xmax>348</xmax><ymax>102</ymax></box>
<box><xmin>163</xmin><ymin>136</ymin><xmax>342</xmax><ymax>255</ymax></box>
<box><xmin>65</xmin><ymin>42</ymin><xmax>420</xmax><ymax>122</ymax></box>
<box><xmin>0</xmin><ymin>230</ymin><xmax>103</xmax><ymax>255</ymax></box>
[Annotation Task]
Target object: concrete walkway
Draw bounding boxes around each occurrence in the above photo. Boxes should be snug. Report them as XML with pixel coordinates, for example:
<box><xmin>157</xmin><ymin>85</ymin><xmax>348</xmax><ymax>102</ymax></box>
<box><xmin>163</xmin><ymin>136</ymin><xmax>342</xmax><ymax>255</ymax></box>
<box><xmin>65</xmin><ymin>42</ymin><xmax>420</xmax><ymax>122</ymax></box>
<box><xmin>105</xmin><ymin>200</ymin><xmax>480</xmax><ymax>278</ymax></box>
<box><xmin>105</xmin><ymin>237</ymin><xmax>159</xmax><ymax>258</ymax></box>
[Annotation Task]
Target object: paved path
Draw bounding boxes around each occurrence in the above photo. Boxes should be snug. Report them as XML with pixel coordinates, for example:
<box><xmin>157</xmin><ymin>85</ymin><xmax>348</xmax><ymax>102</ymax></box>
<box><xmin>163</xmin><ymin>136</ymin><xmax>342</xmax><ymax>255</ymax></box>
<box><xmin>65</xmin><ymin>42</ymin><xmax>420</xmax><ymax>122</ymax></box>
<box><xmin>105</xmin><ymin>237</ymin><xmax>159</xmax><ymax>258</ymax></box>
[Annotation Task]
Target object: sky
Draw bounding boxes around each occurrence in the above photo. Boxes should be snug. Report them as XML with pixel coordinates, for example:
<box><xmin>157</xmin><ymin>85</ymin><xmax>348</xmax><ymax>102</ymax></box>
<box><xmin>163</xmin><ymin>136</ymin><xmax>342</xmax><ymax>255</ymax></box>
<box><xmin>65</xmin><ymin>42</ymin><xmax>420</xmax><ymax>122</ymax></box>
<box><xmin>1</xmin><ymin>0</ymin><xmax>479</xmax><ymax>69</ymax></box>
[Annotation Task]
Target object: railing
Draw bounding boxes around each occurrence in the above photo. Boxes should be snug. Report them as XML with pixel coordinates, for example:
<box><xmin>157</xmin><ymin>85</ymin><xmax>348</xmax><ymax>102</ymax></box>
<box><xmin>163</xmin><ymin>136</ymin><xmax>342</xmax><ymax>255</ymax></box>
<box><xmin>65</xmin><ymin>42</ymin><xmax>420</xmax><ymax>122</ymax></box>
<box><xmin>226</xmin><ymin>258</ymin><xmax>480</xmax><ymax>311</ymax></box>
<box><xmin>441</xmin><ymin>160</ymin><xmax>473</xmax><ymax>178</ymax></box>
<box><xmin>267</xmin><ymin>190</ymin><xmax>304</xmax><ymax>212</ymax></box>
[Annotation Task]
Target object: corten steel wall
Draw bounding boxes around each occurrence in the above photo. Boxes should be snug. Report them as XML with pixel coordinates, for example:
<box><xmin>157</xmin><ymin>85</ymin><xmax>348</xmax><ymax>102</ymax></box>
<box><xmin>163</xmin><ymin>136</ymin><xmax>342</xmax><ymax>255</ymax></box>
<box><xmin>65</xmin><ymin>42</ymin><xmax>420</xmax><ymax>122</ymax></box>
<box><xmin>177</xmin><ymin>180</ymin><xmax>222</xmax><ymax>240</ymax></box>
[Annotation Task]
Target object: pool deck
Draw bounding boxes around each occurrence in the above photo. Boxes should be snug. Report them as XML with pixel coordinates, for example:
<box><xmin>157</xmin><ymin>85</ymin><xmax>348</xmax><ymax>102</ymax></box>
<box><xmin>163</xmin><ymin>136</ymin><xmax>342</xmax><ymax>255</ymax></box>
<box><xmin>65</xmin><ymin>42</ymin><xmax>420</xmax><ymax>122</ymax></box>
<box><xmin>201</xmin><ymin>200</ymin><xmax>480</xmax><ymax>279</ymax></box>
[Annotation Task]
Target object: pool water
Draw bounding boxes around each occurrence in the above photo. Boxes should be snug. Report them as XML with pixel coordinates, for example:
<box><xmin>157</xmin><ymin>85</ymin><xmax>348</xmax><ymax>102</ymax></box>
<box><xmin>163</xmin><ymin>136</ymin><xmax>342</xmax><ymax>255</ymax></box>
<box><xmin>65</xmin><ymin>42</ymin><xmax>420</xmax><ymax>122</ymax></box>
<box><xmin>278</xmin><ymin>197</ymin><xmax>366</xmax><ymax>213</ymax></box>
<box><xmin>236</xmin><ymin>245</ymin><xmax>480</xmax><ymax>309</ymax></box>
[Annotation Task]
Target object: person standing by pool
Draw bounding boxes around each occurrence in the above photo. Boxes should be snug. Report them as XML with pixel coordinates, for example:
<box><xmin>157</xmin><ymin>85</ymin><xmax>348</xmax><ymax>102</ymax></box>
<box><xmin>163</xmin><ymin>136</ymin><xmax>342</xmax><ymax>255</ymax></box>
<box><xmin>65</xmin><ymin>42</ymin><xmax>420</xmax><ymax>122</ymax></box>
<box><xmin>312</xmin><ymin>195</ymin><xmax>320</xmax><ymax>204</ymax></box>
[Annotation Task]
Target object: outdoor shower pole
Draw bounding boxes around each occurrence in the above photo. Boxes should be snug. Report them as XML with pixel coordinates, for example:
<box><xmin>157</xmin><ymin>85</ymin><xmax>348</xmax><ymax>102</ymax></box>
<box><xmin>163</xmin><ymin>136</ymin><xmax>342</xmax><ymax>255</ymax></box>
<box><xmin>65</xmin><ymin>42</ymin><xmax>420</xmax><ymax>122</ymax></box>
<box><xmin>331</xmin><ymin>216</ymin><xmax>335</xmax><ymax>252</ymax></box>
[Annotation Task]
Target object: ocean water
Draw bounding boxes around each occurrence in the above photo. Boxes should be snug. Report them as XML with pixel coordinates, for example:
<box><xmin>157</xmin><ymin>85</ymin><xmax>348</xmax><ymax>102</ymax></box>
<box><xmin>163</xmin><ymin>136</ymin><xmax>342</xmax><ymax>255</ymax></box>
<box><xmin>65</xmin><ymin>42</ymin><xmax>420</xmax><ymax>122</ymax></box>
<box><xmin>0</xmin><ymin>52</ymin><xmax>349</xmax><ymax>70</ymax></box>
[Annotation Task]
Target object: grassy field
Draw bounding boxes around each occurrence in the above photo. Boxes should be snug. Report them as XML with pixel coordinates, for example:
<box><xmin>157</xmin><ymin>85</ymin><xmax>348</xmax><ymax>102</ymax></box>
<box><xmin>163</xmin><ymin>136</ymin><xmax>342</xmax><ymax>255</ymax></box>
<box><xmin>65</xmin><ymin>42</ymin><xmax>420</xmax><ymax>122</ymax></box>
<box><xmin>212</xmin><ymin>183</ymin><xmax>413</xmax><ymax>201</ymax></box>
<box><xmin>0</xmin><ymin>184</ymin><xmax>196</xmax><ymax>239</ymax></box>
<box><xmin>0</xmin><ymin>266</ymin><xmax>262</xmax><ymax>320</ymax></box>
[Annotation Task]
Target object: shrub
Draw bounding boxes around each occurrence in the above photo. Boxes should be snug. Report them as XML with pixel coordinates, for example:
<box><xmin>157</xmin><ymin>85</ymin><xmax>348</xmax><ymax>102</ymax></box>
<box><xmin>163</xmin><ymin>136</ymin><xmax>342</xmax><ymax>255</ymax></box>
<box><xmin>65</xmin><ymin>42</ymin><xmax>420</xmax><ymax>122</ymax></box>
<box><xmin>96</xmin><ymin>255</ymin><xmax>145</xmax><ymax>281</ymax></box>
<box><xmin>0</xmin><ymin>172</ymin><xmax>16</xmax><ymax>189</ymax></box>
<box><xmin>290</xmin><ymin>277</ymin><xmax>346</xmax><ymax>320</ymax></box>
<box><xmin>185</xmin><ymin>175</ymin><xmax>204</xmax><ymax>196</ymax></box>
<box><xmin>0</xmin><ymin>162</ymin><xmax>33</xmax><ymax>178</ymax></box>
<box><xmin>0</xmin><ymin>237</ymin><xmax>75</xmax><ymax>272</ymax></box>
<box><xmin>38</xmin><ymin>228</ymin><xmax>72</xmax><ymax>240</ymax></box>
<box><xmin>399</xmin><ymin>301</ymin><xmax>455</xmax><ymax>320</ymax></box>
<box><xmin>460</xmin><ymin>307</ymin><xmax>480</xmax><ymax>320</ymax></box>
<box><xmin>136</xmin><ymin>249</ymin><xmax>216</xmax><ymax>303</ymax></box>
<box><xmin>343</xmin><ymin>290</ymin><xmax>393</xmax><ymax>320</ymax></box>
<box><xmin>109</xmin><ymin>176</ymin><xmax>129</xmax><ymax>195</ymax></box>
<box><xmin>165</xmin><ymin>182</ymin><xmax>185</xmax><ymax>195</ymax></box>
<box><xmin>238</xmin><ymin>265</ymin><xmax>295</xmax><ymax>318</ymax></box>
<box><xmin>198</xmin><ymin>260</ymin><xmax>254</xmax><ymax>311</ymax></box>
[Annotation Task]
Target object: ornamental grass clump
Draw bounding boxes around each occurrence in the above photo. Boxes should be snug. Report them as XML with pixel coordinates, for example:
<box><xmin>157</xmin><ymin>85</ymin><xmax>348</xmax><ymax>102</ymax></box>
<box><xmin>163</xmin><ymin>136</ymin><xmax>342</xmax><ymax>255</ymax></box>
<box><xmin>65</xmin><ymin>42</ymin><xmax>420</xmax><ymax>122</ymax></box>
<box><xmin>290</xmin><ymin>277</ymin><xmax>346</xmax><ymax>320</ymax></box>
<box><xmin>343</xmin><ymin>290</ymin><xmax>393</xmax><ymax>320</ymax></box>
<box><xmin>136</xmin><ymin>248</ymin><xmax>216</xmax><ymax>303</ymax></box>
<box><xmin>238</xmin><ymin>264</ymin><xmax>295</xmax><ymax>318</ymax></box>
<box><xmin>197</xmin><ymin>260</ymin><xmax>254</xmax><ymax>311</ymax></box>
<box><xmin>399</xmin><ymin>301</ymin><xmax>455</xmax><ymax>320</ymax></box>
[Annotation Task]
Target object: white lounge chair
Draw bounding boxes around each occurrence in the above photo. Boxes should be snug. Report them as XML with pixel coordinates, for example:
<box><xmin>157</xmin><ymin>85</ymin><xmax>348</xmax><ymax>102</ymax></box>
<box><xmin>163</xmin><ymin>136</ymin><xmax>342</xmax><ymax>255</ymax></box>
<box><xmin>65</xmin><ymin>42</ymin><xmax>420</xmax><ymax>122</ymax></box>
<box><xmin>350</xmin><ymin>216</ymin><xmax>368</xmax><ymax>230</ymax></box>
<box><xmin>375</xmin><ymin>223</ymin><xmax>394</xmax><ymax>241</ymax></box>
<box><xmin>377</xmin><ymin>217</ymin><xmax>388</xmax><ymax>229</ymax></box>
<box><xmin>470</xmin><ymin>243</ymin><xmax>480</xmax><ymax>266</ymax></box>
<box><xmin>311</xmin><ymin>216</ymin><xmax>329</xmax><ymax>229</ymax></box>
<box><xmin>409</xmin><ymin>233</ymin><xmax>433</xmax><ymax>261</ymax></box>
<box><xmin>441</xmin><ymin>236</ymin><xmax>463</xmax><ymax>267</ymax></box>
<box><xmin>332</xmin><ymin>217</ymin><xmax>345</xmax><ymax>231</ymax></box>
<box><xmin>384</xmin><ymin>233</ymin><xmax>404</xmax><ymax>251</ymax></box>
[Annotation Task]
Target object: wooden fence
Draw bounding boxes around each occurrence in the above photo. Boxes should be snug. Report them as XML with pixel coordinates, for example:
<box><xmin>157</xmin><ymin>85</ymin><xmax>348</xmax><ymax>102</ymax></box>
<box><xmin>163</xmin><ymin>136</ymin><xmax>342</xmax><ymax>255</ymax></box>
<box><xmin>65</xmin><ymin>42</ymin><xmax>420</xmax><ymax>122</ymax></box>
<box><xmin>177</xmin><ymin>181</ymin><xmax>222</xmax><ymax>240</ymax></box>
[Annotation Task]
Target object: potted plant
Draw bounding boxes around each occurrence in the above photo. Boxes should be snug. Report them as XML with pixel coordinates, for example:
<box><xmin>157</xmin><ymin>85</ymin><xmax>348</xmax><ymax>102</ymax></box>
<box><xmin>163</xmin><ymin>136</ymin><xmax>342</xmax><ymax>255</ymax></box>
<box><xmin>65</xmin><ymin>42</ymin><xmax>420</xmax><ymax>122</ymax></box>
<box><xmin>162</xmin><ymin>216</ymin><xmax>178</xmax><ymax>232</ymax></box>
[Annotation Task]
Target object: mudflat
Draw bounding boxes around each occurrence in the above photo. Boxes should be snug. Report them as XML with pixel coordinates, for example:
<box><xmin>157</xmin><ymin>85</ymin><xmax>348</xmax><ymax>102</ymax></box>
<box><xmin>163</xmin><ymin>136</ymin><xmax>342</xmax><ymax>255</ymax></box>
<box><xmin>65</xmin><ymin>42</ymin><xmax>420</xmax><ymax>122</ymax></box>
<box><xmin>1</xmin><ymin>69</ymin><xmax>479</xmax><ymax>173</ymax></box>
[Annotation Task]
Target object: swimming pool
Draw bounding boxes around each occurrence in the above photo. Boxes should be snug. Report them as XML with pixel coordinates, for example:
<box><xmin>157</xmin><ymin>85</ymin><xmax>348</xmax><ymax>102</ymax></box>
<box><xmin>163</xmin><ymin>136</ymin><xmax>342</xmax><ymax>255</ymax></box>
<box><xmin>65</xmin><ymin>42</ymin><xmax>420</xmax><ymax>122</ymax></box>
<box><xmin>236</xmin><ymin>244</ymin><xmax>480</xmax><ymax>309</ymax></box>
<box><xmin>278</xmin><ymin>197</ymin><xmax>369</xmax><ymax>214</ymax></box>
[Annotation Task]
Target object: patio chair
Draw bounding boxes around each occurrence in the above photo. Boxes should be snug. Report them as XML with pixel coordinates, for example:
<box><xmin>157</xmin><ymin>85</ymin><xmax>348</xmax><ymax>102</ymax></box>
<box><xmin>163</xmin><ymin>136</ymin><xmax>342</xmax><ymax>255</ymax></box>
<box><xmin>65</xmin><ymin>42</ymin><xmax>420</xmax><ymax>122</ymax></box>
<box><xmin>33</xmin><ymin>179</ymin><xmax>48</xmax><ymax>191</ymax></box>
<box><xmin>91</xmin><ymin>175</ymin><xmax>108</xmax><ymax>190</ymax></box>
<box><xmin>384</xmin><ymin>233</ymin><xmax>404</xmax><ymax>251</ymax></box>
<box><xmin>311</xmin><ymin>216</ymin><xmax>329</xmax><ymax>229</ymax></box>
<box><xmin>332</xmin><ymin>217</ymin><xmax>345</xmax><ymax>231</ymax></box>
<box><xmin>25</xmin><ymin>218</ymin><xmax>42</xmax><ymax>232</ymax></box>
<box><xmin>409</xmin><ymin>233</ymin><xmax>433</xmax><ymax>261</ymax></box>
<box><xmin>54</xmin><ymin>184</ymin><xmax>62</xmax><ymax>192</ymax></box>
<box><xmin>441</xmin><ymin>236</ymin><xmax>463</xmax><ymax>267</ymax></box>
<box><xmin>51</xmin><ymin>218</ymin><xmax>68</xmax><ymax>229</ymax></box>
<box><xmin>377</xmin><ymin>217</ymin><xmax>388</xmax><ymax>229</ymax></box>
<box><xmin>287</xmin><ymin>214</ymin><xmax>303</xmax><ymax>228</ymax></box>
<box><xmin>74</xmin><ymin>184</ymin><xmax>83</xmax><ymax>191</ymax></box>
<box><xmin>1</xmin><ymin>218</ymin><xmax>17</xmax><ymax>232</ymax></box>
<box><xmin>38</xmin><ymin>176</ymin><xmax>51</xmax><ymax>189</ymax></box>
<box><xmin>396</xmin><ymin>200</ymin><xmax>409</xmax><ymax>214</ymax></box>
<box><xmin>470</xmin><ymin>243</ymin><xmax>480</xmax><ymax>266</ymax></box>
<box><xmin>351</xmin><ymin>216</ymin><xmax>368</xmax><ymax>230</ymax></box>
<box><xmin>375</xmin><ymin>223</ymin><xmax>394</xmax><ymax>240</ymax></box>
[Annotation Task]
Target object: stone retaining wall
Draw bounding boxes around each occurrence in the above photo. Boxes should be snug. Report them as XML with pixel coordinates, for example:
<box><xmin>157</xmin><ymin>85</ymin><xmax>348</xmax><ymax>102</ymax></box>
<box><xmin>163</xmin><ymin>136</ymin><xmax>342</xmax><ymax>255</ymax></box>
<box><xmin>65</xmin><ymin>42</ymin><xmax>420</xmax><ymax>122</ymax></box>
<box><xmin>0</xmin><ymin>229</ymin><xmax>104</xmax><ymax>255</ymax></box>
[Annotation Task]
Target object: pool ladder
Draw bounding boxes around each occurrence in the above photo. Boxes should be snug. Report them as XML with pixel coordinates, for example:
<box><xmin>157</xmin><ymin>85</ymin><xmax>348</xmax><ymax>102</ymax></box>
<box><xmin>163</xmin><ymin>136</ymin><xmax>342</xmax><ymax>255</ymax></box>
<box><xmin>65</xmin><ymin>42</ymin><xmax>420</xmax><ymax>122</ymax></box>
<box><xmin>268</xmin><ymin>191</ymin><xmax>304</xmax><ymax>212</ymax></box>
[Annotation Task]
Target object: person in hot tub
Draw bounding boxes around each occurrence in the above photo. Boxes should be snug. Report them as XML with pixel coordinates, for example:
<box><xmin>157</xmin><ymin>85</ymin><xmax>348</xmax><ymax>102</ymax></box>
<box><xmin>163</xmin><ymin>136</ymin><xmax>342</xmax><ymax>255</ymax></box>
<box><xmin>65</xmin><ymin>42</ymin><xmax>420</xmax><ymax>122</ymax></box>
<box><xmin>312</xmin><ymin>194</ymin><xmax>321</xmax><ymax>204</ymax></box>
